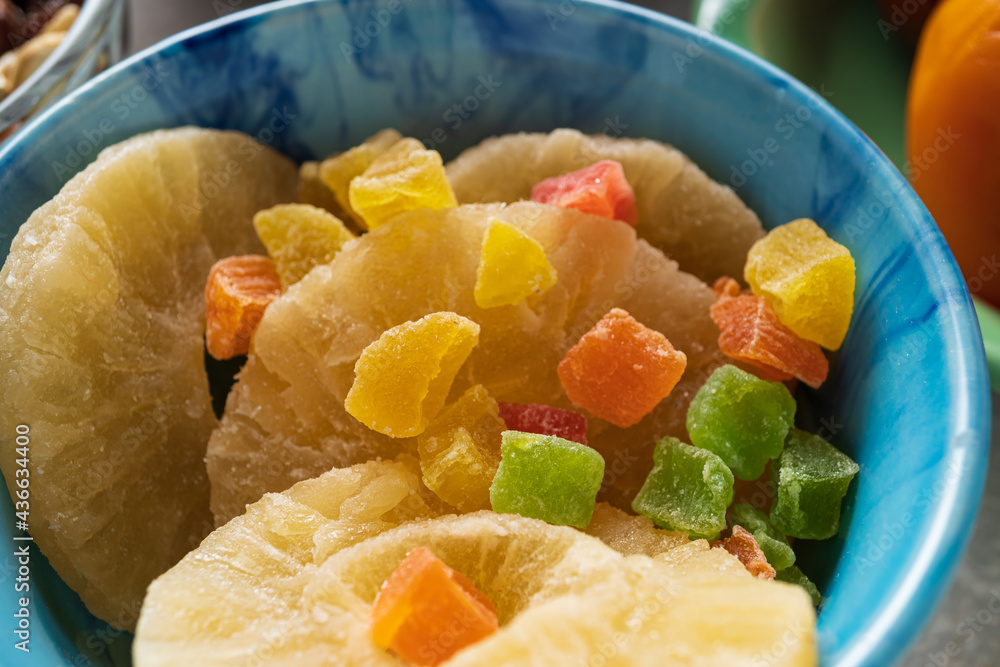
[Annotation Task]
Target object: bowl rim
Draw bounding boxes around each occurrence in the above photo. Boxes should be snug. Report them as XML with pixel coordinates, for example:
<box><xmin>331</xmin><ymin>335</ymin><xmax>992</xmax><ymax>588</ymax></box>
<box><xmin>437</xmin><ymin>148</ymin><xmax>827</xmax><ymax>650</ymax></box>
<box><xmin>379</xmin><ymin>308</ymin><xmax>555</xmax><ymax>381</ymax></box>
<box><xmin>0</xmin><ymin>1</ymin><xmax>991</xmax><ymax>665</ymax></box>
<box><xmin>0</xmin><ymin>0</ymin><xmax>124</xmax><ymax>129</ymax></box>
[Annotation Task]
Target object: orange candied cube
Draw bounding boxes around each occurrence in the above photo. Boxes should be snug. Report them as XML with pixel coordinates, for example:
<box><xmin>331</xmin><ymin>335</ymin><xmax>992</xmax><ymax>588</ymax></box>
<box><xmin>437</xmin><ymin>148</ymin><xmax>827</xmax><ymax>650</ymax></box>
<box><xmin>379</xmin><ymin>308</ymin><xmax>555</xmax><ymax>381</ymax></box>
<box><xmin>711</xmin><ymin>289</ymin><xmax>828</xmax><ymax>389</ymax></box>
<box><xmin>204</xmin><ymin>255</ymin><xmax>282</xmax><ymax>360</ymax></box>
<box><xmin>711</xmin><ymin>525</ymin><xmax>776</xmax><ymax>580</ymax></box>
<box><xmin>370</xmin><ymin>547</ymin><xmax>498</xmax><ymax>666</ymax></box>
<box><xmin>530</xmin><ymin>160</ymin><xmax>637</xmax><ymax>225</ymax></box>
<box><xmin>557</xmin><ymin>308</ymin><xmax>687</xmax><ymax>428</ymax></box>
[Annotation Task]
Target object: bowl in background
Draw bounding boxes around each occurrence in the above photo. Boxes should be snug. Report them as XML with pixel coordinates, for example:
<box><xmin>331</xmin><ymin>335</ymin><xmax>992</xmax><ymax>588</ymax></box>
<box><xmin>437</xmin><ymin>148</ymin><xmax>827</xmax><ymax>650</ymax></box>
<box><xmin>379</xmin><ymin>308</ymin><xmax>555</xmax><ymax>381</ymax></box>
<box><xmin>0</xmin><ymin>0</ymin><xmax>125</xmax><ymax>140</ymax></box>
<box><xmin>0</xmin><ymin>0</ymin><xmax>990</xmax><ymax>665</ymax></box>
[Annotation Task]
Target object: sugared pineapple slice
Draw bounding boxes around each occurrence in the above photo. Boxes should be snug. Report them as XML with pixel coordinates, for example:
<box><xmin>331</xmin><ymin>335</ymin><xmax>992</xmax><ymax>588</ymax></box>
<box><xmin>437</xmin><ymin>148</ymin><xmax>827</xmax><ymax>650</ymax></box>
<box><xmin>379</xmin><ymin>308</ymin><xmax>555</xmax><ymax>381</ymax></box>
<box><xmin>446</xmin><ymin>128</ymin><xmax>764</xmax><ymax>282</ymax></box>
<box><xmin>0</xmin><ymin>128</ymin><xmax>298</xmax><ymax>629</ymax></box>
<box><xmin>207</xmin><ymin>202</ymin><xmax>722</xmax><ymax>524</ymax></box>
<box><xmin>135</xmin><ymin>463</ymin><xmax>816</xmax><ymax>666</ymax></box>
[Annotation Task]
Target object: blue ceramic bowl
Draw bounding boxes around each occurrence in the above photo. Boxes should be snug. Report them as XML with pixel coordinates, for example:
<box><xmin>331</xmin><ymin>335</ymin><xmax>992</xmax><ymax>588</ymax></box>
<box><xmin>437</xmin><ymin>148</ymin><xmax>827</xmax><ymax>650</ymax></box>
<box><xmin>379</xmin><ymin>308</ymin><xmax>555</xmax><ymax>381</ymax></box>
<box><xmin>0</xmin><ymin>1</ymin><xmax>990</xmax><ymax>665</ymax></box>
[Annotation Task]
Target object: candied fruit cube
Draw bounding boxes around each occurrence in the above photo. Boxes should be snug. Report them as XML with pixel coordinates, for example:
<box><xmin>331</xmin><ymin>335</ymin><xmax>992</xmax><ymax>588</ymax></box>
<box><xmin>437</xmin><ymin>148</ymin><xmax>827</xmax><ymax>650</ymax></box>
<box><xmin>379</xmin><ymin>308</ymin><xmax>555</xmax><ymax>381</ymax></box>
<box><xmin>497</xmin><ymin>402</ymin><xmax>588</xmax><ymax>445</ymax></box>
<box><xmin>205</xmin><ymin>255</ymin><xmax>281</xmax><ymax>360</ymax></box>
<box><xmin>631</xmin><ymin>437</ymin><xmax>734</xmax><ymax>540</ymax></box>
<box><xmin>348</xmin><ymin>138</ymin><xmax>457</xmax><ymax>230</ymax></box>
<box><xmin>729</xmin><ymin>503</ymin><xmax>795</xmax><ymax>571</ymax></box>
<box><xmin>345</xmin><ymin>312</ymin><xmax>480</xmax><ymax>437</ymax></box>
<box><xmin>711</xmin><ymin>291</ymin><xmax>829</xmax><ymax>389</ymax></box>
<box><xmin>417</xmin><ymin>385</ymin><xmax>504</xmax><ymax>512</ymax></box>
<box><xmin>474</xmin><ymin>219</ymin><xmax>557</xmax><ymax>309</ymax></box>
<box><xmin>557</xmin><ymin>308</ymin><xmax>687</xmax><ymax>428</ymax></box>
<box><xmin>771</xmin><ymin>429</ymin><xmax>859</xmax><ymax>540</ymax></box>
<box><xmin>744</xmin><ymin>218</ymin><xmax>856</xmax><ymax>350</ymax></box>
<box><xmin>530</xmin><ymin>160</ymin><xmax>638</xmax><ymax>225</ymax></box>
<box><xmin>370</xmin><ymin>546</ymin><xmax>498</xmax><ymax>666</ymax></box>
<box><xmin>319</xmin><ymin>128</ymin><xmax>402</xmax><ymax>229</ymax></box>
<box><xmin>775</xmin><ymin>565</ymin><xmax>822</xmax><ymax>606</ymax></box>
<box><xmin>253</xmin><ymin>203</ymin><xmax>356</xmax><ymax>287</ymax></box>
<box><xmin>490</xmin><ymin>430</ymin><xmax>605</xmax><ymax>529</ymax></box>
<box><xmin>686</xmin><ymin>365</ymin><xmax>796</xmax><ymax>480</ymax></box>
<box><xmin>711</xmin><ymin>525</ymin><xmax>776</xmax><ymax>580</ymax></box>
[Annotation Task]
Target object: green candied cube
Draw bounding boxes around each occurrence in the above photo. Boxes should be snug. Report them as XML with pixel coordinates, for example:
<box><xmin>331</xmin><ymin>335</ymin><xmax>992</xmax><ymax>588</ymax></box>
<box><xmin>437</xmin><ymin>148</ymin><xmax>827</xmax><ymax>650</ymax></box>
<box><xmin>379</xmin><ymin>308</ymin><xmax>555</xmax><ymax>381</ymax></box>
<box><xmin>490</xmin><ymin>430</ymin><xmax>604</xmax><ymax>529</ymax></box>
<box><xmin>776</xmin><ymin>565</ymin><xmax>822</xmax><ymax>607</ymax></box>
<box><xmin>686</xmin><ymin>365</ymin><xmax>796</xmax><ymax>480</ymax></box>
<box><xmin>729</xmin><ymin>503</ymin><xmax>796</xmax><ymax>571</ymax></box>
<box><xmin>631</xmin><ymin>437</ymin><xmax>734</xmax><ymax>540</ymax></box>
<box><xmin>770</xmin><ymin>428</ymin><xmax>859</xmax><ymax>540</ymax></box>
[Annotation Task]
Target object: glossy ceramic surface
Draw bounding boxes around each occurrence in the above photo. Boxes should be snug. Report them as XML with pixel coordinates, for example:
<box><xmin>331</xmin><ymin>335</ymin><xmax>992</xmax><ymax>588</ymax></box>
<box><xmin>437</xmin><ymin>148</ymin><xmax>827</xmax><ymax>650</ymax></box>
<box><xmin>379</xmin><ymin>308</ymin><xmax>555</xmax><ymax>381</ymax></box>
<box><xmin>0</xmin><ymin>1</ymin><xmax>990</xmax><ymax>665</ymax></box>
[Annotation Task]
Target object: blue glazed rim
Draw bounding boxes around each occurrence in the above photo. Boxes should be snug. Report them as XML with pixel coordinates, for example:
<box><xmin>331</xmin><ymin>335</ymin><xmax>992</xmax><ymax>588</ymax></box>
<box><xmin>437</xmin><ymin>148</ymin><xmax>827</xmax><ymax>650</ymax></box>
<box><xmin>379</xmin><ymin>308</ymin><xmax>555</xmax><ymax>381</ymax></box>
<box><xmin>0</xmin><ymin>1</ymin><xmax>990</xmax><ymax>666</ymax></box>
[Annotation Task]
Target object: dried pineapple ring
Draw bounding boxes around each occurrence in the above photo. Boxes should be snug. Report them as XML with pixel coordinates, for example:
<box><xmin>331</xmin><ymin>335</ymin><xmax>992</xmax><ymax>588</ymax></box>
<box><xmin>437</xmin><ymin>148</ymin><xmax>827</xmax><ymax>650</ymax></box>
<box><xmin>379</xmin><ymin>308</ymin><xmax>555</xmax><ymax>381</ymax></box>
<box><xmin>207</xmin><ymin>202</ymin><xmax>723</xmax><ymax>524</ymax></box>
<box><xmin>446</xmin><ymin>128</ymin><xmax>765</xmax><ymax>283</ymax></box>
<box><xmin>135</xmin><ymin>462</ymin><xmax>816</xmax><ymax>666</ymax></box>
<box><xmin>0</xmin><ymin>128</ymin><xmax>297</xmax><ymax>629</ymax></box>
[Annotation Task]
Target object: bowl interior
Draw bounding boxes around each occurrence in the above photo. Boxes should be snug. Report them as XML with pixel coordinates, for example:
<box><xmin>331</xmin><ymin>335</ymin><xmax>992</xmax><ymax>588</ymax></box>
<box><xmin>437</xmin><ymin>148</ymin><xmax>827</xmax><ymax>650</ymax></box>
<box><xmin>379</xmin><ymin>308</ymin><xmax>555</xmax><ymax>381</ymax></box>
<box><xmin>0</xmin><ymin>1</ymin><xmax>990</xmax><ymax>665</ymax></box>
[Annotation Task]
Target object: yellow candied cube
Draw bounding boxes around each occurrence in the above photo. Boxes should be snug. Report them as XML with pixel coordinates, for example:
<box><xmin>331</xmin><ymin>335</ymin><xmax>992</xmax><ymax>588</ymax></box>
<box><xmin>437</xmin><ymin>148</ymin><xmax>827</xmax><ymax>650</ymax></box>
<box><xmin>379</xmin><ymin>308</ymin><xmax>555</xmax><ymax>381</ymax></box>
<box><xmin>744</xmin><ymin>218</ymin><xmax>855</xmax><ymax>350</ymax></box>
<box><xmin>319</xmin><ymin>129</ymin><xmax>402</xmax><ymax>230</ymax></box>
<box><xmin>253</xmin><ymin>203</ymin><xmax>356</xmax><ymax>288</ymax></box>
<box><xmin>474</xmin><ymin>219</ymin><xmax>558</xmax><ymax>309</ymax></box>
<box><xmin>417</xmin><ymin>384</ymin><xmax>504</xmax><ymax>512</ymax></box>
<box><xmin>345</xmin><ymin>312</ymin><xmax>480</xmax><ymax>437</ymax></box>
<box><xmin>347</xmin><ymin>138</ymin><xmax>458</xmax><ymax>230</ymax></box>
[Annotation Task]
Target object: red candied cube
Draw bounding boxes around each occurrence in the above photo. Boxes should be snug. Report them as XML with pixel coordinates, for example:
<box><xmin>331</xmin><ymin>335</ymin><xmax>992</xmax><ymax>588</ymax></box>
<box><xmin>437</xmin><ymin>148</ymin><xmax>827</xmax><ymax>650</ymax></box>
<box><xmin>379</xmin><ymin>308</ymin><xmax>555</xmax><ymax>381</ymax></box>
<box><xmin>711</xmin><ymin>290</ymin><xmax>829</xmax><ymax>389</ymax></box>
<box><xmin>497</xmin><ymin>402</ymin><xmax>588</xmax><ymax>445</ymax></box>
<box><xmin>530</xmin><ymin>160</ymin><xmax>637</xmax><ymax>225</ymax></box>
<box><xmin>557</xmin><ymin>308</ymin><xmax>687</xmax><ymax>428</ymax></box>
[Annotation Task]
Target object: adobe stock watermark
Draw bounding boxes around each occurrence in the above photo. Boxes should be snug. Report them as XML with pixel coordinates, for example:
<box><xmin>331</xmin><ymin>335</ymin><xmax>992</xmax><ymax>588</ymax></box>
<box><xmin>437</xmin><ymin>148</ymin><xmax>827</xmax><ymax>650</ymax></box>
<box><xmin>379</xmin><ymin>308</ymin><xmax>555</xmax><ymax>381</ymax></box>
<box><xmin>877</xmin><ymin>0</ymin><xmax>935</xmax><ymax>40</ymax></box>
<box><xmin>421</xmin><ymin>74</ymin><xmax>502</xmax><ymax>151</ymax></box>
<box><xmin>50</xmin><ymin>63</ymin><xmax>171</xmax><ymax>178</ymax></box>
<box><xmin>546</xmin><ymin>0</ymin><xmax>580</xmax><ymax>30</ymax></box>
<box><xmin>921</xmin><ymin>590</ymin><xmax>1000</xmax><ymax>667</ymax></box>
<box><xmin>729</xmin><ymin>85</ymin><xmax>835</xmax><ymax>189</ymax></box>
<box><xmin>339</xmin><ymin>0</ymin><xmax>412</xmax><ymax>62</ymax></box>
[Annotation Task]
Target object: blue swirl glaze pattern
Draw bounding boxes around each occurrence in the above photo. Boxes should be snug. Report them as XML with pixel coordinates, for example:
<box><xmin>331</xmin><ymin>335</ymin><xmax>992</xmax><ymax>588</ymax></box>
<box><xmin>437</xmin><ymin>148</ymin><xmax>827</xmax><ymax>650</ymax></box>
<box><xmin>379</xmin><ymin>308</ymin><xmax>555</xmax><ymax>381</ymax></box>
<box><xmin>0</xmin><ymin>1</ymin><xmax>989</xmax><ymax>666</ymax></box>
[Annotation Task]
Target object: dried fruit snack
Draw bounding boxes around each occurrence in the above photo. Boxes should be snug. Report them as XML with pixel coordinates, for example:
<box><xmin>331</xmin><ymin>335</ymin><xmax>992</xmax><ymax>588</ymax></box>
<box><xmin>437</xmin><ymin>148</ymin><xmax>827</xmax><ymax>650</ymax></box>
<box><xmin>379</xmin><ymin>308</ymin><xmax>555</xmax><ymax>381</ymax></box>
<box><xmin>446</xmin><ymin>128</ymin><xmax>765</xmax><ymax>282</ymax></box>
<box><xmin>530</xmin><ymin>159</ymin><xmax>638</xmax><ymax>224</ymax></box>
<box><xmin>729</xmin><ymin>502</ymin><xmax>796</xmax><ymax>571</ymax></box>
<box><xmin>345</xmin><ymin>312</ymin><xmax>481</xmax><ymax>438</ymax></box>
<box><xmin>319</xmin><ymin>128</ymin><xmax>402</xmax><ymax>229</ymax></box>
<box><xmin>632</xmin><ymin>437</ymin><xmax>734</xmax><ymax>540</ymax></box>
<box><xmin>744</xmin><ymin>218</ymin><xmax>856</xmax><ymax>350</ymax></box>
<box><xmin>370</xmin><ymin>547</ymin><xmax>499</xmax><ymax>665</ymax></box>
<box><xmin>687</xmin><ymin>364</ymin><xmax>796</xmax><ymax>480</ymax></box>
<box><xmin>497</xmin><ymin>401</ymin><xmax>588</xmax><ymax>445</ymax></box>
<box><xmin>771</xmin><ymin>429</ymin><xmax>860</xmax><ymax>540</ymax></box>
<box><xmin>417</xmin><ymin>385</ymin><xmax>504</xmax><ymax>512</ymax></box>
<box><xmin>558</xmin><ymin>308</ymin><xmax>688</xmax><ymax>428</ymax></box>
<box><xmin>474</xmin><ymin>219</ymin><xmax>558</xmax><ymax>308</ymax></box>
<box><xmin>490</xmin><ymin>430</ymin><xmax>605</xmax><ymax>529</ymax></box>
<box><xmin>207</xmin><ymin>202</ymin><xmax>721</xmax><ymax>524</ymax></box>
<box><xmin>711</xmin><ymin>524</ymin><xmax>776</xmax><ymax>580</ymax></box>
<box><xmin>253</xmin><ymin>203</ymin><xmax>356</xmax><ymax>287</ymax></box>
<box><xmin>135</xmin><ymin>463</ymin><xmax>817</xmax><ymax>666</ymax></box>
<box><xmin>204</xmin><ymin>255</ymin><xmax>282</xmax><ymax>360</ymax></box>
<box><xmin>0</xmin><ymin>128</ymin><xmax>297</xmax><ymax>630</ymax></box>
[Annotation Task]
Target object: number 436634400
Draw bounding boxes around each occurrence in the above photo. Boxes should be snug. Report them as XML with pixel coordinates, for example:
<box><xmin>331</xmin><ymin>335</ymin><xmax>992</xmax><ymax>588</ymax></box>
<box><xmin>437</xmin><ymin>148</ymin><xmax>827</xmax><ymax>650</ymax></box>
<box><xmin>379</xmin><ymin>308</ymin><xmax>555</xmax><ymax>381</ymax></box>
<box><xmin>14</xmin><ymin>424</ymin><xmax>29</xmax><ymax>524</ymax></box>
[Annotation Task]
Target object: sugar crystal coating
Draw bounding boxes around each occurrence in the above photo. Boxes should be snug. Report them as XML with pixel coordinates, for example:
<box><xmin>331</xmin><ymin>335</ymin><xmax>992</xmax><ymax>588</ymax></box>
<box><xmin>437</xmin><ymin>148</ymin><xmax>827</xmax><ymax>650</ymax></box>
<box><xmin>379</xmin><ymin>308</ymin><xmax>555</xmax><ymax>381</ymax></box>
<box><xmin>686</xmin><ymin>365</ymin><xmax>796</xmax><ymax>480</ymax></box>
<box><xmin>745</xmin><ymin>218</ymin><xmax>855</xmax><ymax>350</ymax></box>
<box><xmin>711</xmin><ymin>289</ymin><xmax>829</xmax><ymax>388</ymax></box>
<box><xmin>417</xmin><ymin>385</ymin><xmax>504</xmax><ymax>512</ymax></box>
<box><xmin>348</xmin><ymin>138</ymin><xmax>457</xmax><ymax>230</ymax></box>
<box><xmin>490</xmin><ymin>430</ymin><xmax>605</xmax><ymax>528</ymax></box>
<box><xmin>771</xmin><ymin>428</ymin><xmax>859</xmax><ymax>540</ymax></box>
<box><xmin>497</xmin><ymin>402</ymin><xmax>588</xmax><ymax>445</ymax></box>
<box><xmin>530</xmin><ymin>160</ymin><xmax>638</xmax><ymax>225</ymax></box>
<box><xmin>253</xmin><ymin>203</ymin><xmax>356</xmax><ymax>287</ymax></box>
<box><xmin>711</xmin><ymin>525</ymin><xmax>776</xmax><ymax>580</ymax></box>
<box><xmin>558</xmin><ymin>308</ymin><xmax>687</xmax><ymax>428</ymax></box>
<box><xmin>729</xmin><ymin>502</ymin><xmax>795</xmax><ymax>571</ymax></box>
<box><xmin>370</xmin><ymin>546</ymin><xmax>498</xmax><ymax>666</ymax></box>
<box><xmin>631</xmin><ymin>437</ymin><xmax>734</xmax><ymax>540</ymax></box>
<box><xmin>474</xmin><ymin>219</ymin><xmax>557</xmax><ymax>309</ymax></box>
<box><xmin>345</xmin><ymin>312</ymin><xmax>480</xmax><ymax>437</ymax></box>
<box><xmin>319</xmin><ymin>128</ymin><xmax>402</xmax><ymax>229</ymax></box>
<box><xmin>205</xmin><ymin>255</ymin><xmax>282</xmax><ymax>360</ymax></box>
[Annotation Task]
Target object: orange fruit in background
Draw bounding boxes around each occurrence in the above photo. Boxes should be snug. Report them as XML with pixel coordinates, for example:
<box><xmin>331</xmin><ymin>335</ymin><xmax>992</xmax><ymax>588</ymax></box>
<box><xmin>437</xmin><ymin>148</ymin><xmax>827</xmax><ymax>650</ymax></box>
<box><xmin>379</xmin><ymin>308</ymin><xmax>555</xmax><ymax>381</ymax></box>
<box><xmin>906</xmin><ymin>0</ymin><xmax>1000</xmax><ymax>308</ymax></box>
